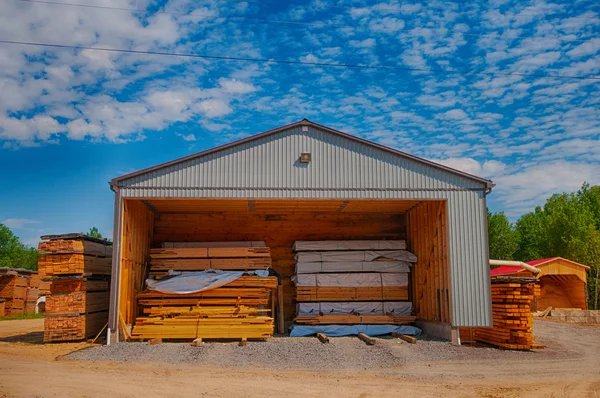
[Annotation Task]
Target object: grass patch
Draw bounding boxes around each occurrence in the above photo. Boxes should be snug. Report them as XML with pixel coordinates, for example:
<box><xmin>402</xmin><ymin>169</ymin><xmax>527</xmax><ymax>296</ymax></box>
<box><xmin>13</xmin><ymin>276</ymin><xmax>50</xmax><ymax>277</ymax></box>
<box><xmin>0</xmin><ymin>312</ymin><xmax>44</xmax><ymax>321</ymax></box>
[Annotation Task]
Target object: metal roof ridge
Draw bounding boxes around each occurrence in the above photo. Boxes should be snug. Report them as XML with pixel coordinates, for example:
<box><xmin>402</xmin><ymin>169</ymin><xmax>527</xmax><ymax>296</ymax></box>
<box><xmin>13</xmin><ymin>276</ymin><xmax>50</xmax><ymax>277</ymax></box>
<box><xmin>110</xmin><ymin>119</ymin><xmax>494</xmax><ymax>188</ymax></box>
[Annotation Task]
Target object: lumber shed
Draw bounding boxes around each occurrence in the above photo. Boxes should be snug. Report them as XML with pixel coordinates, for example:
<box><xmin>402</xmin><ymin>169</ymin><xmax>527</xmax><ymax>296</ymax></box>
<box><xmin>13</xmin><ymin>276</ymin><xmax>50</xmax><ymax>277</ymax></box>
<box><xmin>490</xmin><ymin>257</ymin><xmax>589</xmax><ymax>310</ymax></box>
<box><xmin>107</xmin><ymin>119</ymin><xmax>495</xmax><ymax>343</ymax></box>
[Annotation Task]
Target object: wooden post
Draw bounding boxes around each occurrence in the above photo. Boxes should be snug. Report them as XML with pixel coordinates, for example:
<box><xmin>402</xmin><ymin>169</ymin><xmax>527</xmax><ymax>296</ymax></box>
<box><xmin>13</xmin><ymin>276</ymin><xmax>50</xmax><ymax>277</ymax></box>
<box><xmin>357</xmin><ymin>332</ymin><xmax>376</xmax><ymax>345</ymax></box>
<box><xmin>316</xmin><ymin>332</ymin><xmax>329</xmax><ymax>343</ymax></box>
<box><xmin>391</xmin><ymin>332</ymin><xmax>417</xmax><ymax>344</ymax></box>
<box><xmin>277</xmin><ymin>284</ymin><xmax>285</xmax><ymax>334</ymax></box>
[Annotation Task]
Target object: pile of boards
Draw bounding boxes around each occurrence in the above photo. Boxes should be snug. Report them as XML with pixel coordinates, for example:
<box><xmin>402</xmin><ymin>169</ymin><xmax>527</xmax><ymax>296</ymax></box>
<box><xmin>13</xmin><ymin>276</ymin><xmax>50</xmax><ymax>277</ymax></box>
<box><xmin>292</xmin><ymin>240</ymin><xmax>417</xmax><ymax>326</ymax></box>
<box><xmin>131</xmin><ymin>242</ymin><xmax>277</xmax><ymax>341</ymax></box>
<box><xmin>38</xmin><ymin>234</ymin><xmax>112</xmax><ymax>342</ymax></box>
<box><xmin>0</xmin><ymin>268</ymin><xmax>39</xmax><ymax>316</ymax></box>
<box><xmin>465</xmin><ymin>278</ymin><xmax>543</xmax><ymax>350</ymax></box>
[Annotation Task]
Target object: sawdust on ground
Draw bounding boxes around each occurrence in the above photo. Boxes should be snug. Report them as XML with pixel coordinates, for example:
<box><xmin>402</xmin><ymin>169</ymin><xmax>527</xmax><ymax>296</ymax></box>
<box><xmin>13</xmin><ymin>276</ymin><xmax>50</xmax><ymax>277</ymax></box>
<box><xmin>0</xmin><ymin>318</ymin><xmax>599</xmax><ymax>398</ymax></box>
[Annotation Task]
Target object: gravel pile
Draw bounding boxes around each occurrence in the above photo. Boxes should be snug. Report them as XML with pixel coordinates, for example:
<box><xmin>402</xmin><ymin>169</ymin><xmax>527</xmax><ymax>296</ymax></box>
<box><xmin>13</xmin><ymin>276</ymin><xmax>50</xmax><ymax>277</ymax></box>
<box><xmin>65</xmin><ymin>330</ymin><xmax>566</xmax><ymax>371</ymax></box>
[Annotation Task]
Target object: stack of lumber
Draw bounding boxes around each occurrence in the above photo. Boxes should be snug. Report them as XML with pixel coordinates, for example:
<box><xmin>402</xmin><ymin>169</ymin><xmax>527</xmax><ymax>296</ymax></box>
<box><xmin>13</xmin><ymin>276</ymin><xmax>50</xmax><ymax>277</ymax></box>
<box><xmin>38</xmin><ymin>234</ymin><xmax>112</xmax><ymax>342</ymax></box>
<box><xmin>470</xmin><ymin>279</ymin><xmax>543</xmax><ymax>350</ymax></box>
<box><xmin>0</xmin><ymin>268</ymin><xmax>30</xmax><ymax>316</ymax></box>
<box><xmin>149</xmin><ymin>245</ymin><xmax>272</xmax><ymax>278</ymax></box>
<box><xmin>132</xmin><ymin>242</ymin><xmax>277</xmax><ymax>341</ymax></box>
<box><xmin>0</xmin><ymin>299</ymin><xmax>5</xmax><ymax>317</ymax></box>
<box><xmin>293</xmin><ymin>240</ymin><xmax>417</xmax><ymax>327</ymax></box>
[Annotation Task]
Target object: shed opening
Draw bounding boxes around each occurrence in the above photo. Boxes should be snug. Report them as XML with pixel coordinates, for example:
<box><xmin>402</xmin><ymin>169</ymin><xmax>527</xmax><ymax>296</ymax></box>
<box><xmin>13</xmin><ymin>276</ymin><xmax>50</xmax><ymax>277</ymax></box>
<box><xmin>115</xmin><ymin>198</ymin><xmax>451</xmax><ymax>336</ymax></box>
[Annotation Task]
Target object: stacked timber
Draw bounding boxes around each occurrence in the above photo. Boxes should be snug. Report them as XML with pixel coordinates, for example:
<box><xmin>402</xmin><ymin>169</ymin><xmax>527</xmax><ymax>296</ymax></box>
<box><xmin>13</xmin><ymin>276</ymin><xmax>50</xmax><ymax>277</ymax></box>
<box><xmin>38</xmin><ymin>234</ymin><xmax>112</xmax><ymax>342</ymax></box>
<box><xmin>0</xmin><ymin>268</ymin><xmax>32</xmax><ymax>316</ymax></box>
<box><xmin>149</xmin><ymin>244</ymin><xmax>271</xmax><ymax>278</ymax></box>
<box><xmin>131</xmin><ymin>242</ymin><xmax>277</xmax><ymax>341</ymax></box>
<box><xmin>469</xmin><ymin>278</ymin><xmax>543</xmax><ymax>350</ymax></box>
<box><xmin>0</xmin><ymin>299</ymin><xmax>5</xmax><ymax>317</ymax></box>
<box><xmin>292</xmin><ymin>240</ymin><xmax>417</xmax><ymax>326</ymax></box>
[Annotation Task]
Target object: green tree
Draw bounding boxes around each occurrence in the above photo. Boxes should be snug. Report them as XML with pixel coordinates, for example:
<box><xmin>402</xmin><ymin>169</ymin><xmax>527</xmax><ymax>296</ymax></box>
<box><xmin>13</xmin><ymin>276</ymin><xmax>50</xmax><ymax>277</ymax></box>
<box><xmin>87</xmin><ymin>227</ymin><xmax>103</xmax><ymax>239</ymax></box>
<box><xmin>0</xmin><ymin>223</ymin><xmax>38</xmax><ymax>270</ymax></box>
<box><xmin>487</xmin><ymin>210</ymin><xmax>520</xmax><ymax>260</ymax></box>
<box><xmin>514</xmin><ymin>207</ymin><xmax>548</xmax><ymax>261</ymax></box>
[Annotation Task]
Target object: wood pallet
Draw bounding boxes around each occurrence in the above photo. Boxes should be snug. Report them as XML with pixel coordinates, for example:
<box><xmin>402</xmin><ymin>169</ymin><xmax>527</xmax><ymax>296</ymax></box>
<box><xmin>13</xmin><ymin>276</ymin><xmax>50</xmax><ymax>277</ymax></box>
<box><xmin>45</xmin><ymin>291</ymin><xmax>110</xmax><ymax>314</ymax></box>
<box><xmin>469</xmin><ymin>281</ymin><xmax>542</xmax><ymax>350</ymax></box>
<box><xmin>44</xmin><ymin>311</ymin><xmax>108</xmax><ymax>342</ymax></box>
<box><xmin>38</xmin><ymin>254</ymin><xmax>112</xmax><ymax>277</ymax></box>
<box><xmin>295</xmin><ymin>286</ymin><xmax>408</xmax><ymax>301</ymax></box>
<box><xmin>294</xmin><ymin>314</ymin><xmax>416</xmax><ymax>325</ymax></box>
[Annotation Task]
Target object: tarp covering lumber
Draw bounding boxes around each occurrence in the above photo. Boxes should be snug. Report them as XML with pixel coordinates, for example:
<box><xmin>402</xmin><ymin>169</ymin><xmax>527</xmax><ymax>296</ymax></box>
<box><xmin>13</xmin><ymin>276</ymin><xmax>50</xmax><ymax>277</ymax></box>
<box><xmin>146</xmin><ymin>270</ymin><xmax>269</xmax><ymax>294</ymax></box>
<box><xmin>290</xmin><ymin>324</ymin><xmax>421</xmax><ymax>337</ymax></box>
<box><xmin>295</xmin><ymin>250</ymin><xmax>417</xmax><ymax>263</ymax></box>
<box><xmin>297</xmin><ymin>301</ymin><xmax>412</xmax><ymax>316</ymax></box>
<box><xmin>293</xmin><ymin>240</ymin><xmax>406</xmax><ymax>252</ymax></box>
<box><xmin>292</xmin><ymin>273</ymin><xmax>409</xmax><ymax>287</ymax></box>
<box><xmin>295</xmin><ymin>261</ymin><xmax>411</xmax><ymax>274</ymax></box>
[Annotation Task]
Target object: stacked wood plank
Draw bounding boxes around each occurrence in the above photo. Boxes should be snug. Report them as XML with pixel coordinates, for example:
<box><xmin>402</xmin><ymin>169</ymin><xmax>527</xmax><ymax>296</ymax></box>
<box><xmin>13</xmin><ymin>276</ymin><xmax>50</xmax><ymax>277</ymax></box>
<box><xmin>470</xmin><ymin>279</ymin><xmax>543</xmax><ymax>350</ymax></box>
<box><xmin>149</xmin><ymin>246</ymin><xmax>272</xmax><ymax>278</ymax></box>
<box><xmin>38</xmin><ymin>234</ymin><xmax>112</xmax><ymax>342</ymax></box>
<box><xmin>0</xmin><ymin>299</ymin><xmax>5</xmax><ymax>317</ymax></box>
<box><xmin>0</xmin><ymin>270</ymin><xmax>29</xmax><ymax>316</ymax></box>
<box><xmin>132</xmin><ymin>243</ymin><xmax>277</xmax><ymax>341</ymax></box>
<box><xmin>293</xmin><ymin>240</ymin><xmax>417</xmax><ymax>328</ymax></box>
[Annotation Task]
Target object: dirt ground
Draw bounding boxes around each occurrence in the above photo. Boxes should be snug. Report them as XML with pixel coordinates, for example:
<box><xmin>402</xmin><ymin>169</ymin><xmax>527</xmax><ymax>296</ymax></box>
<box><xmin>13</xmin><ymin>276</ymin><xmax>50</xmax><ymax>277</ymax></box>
<box><xmin>0</xmin><ymin>319</ymin><xmax>599</xmax><ymax>398</ymax></box>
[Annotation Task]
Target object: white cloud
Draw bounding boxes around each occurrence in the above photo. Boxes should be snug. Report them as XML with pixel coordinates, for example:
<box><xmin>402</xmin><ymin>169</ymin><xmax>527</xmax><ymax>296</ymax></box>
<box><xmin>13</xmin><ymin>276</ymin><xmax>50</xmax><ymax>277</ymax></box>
<box><xmin>1</xmin><ymin>218</ymin><xmax>40</xmax><ymax>229</ymax></box>
<box><xmin>181</xmin><ymin>133</ymin><xmax>196</xmax><ymax>141</ymax></box>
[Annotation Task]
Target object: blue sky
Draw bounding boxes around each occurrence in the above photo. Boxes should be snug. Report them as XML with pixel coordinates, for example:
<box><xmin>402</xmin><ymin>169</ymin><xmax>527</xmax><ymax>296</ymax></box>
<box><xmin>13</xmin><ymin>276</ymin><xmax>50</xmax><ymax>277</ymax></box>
<box><xmin>0</xmin><ymin>0</ymin><xmax>599</xmax><ymax>246</ymax></box>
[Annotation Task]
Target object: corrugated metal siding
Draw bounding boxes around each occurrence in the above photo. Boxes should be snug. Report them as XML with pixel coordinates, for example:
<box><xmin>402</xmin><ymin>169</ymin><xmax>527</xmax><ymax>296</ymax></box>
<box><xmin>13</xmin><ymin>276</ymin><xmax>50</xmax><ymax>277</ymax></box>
<box><xmin>115</xmin><ymin>125</ymin><xmax>492</xmax><ymax>327</ymax></box>
<box><xmin>118</xmin><ymin>126</ymin><xmax>484</xmax><ymax>191</ymax></box>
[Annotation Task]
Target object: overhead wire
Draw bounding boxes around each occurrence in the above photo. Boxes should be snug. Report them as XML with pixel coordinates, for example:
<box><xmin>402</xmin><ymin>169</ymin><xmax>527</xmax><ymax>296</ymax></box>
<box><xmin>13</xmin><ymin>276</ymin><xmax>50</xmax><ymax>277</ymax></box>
<box><xmin>0</xmin><ymin>39</ymin><xmax>598</xmax><ymax>80</ymax></box>
<box><xmin>5</xmin><ymin>0</ymin><xmax>598</xmax><ymax>44</ymax></box>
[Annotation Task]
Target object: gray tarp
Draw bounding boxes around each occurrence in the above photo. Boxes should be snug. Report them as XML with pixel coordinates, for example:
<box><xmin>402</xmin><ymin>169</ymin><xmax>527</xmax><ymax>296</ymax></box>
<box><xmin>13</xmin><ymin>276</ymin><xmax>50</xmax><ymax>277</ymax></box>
<box><xmin>297</xmin><ymin>301</ymin><xmax>412</xmax><ymax>316</ymax></box>
<box><xmin>295</xmin><ymin>250</ymin><xmax>417</xmax><ymax>263</ymax></box>
<box><xmin>295</xmin><ymin>260</ymin><xmax>411</xmax><ymax>274</ymax></box>
<box><xmin>146</xmin><ymin>269</ymin><xmax>269</xmax><ymax>294</ymax></box>
<box><xmin>293</xmin><ymin>240</ymin><xmax>406</xmax><ymax>252</ymax></box>
<box><xmin>292</xmin><ymin>273</ymin><xmax>409</xmax><ymax>287</ymax></box>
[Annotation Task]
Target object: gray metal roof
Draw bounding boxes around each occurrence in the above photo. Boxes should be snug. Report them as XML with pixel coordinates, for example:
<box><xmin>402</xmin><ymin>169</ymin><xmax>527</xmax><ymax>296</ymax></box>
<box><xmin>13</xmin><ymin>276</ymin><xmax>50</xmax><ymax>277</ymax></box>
<box><xmin>112</xmin><ymin>119</ymin><xmax>494</xmax><ymax>189</ymax></box>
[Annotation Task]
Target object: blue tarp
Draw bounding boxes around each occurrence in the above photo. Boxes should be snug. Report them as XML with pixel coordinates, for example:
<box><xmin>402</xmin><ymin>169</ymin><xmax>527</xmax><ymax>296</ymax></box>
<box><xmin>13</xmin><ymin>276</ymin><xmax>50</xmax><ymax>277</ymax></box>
<box><xmin>289</xmin><ymin>324</ymin><xmax>421</xmax><ymax>337</ymax></box>
<box><xmin>146</xmin><ymin>269</ymin><xmax>270</xmax><ymax>294</ymax></box>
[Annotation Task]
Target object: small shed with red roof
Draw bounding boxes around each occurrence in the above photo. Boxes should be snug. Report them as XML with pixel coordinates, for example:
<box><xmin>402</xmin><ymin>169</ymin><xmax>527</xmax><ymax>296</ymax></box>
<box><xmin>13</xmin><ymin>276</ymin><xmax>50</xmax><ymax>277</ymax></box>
<box><xmin>490</xmin><ymin>257</ymin><xmax>589</xmax><ymax>310</ymax></box>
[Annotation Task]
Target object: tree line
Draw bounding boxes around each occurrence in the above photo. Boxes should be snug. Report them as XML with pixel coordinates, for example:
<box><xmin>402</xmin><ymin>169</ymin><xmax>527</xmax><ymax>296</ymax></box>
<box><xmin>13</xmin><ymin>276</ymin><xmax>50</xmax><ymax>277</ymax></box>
<box><xmin>488</xmin><ymin>183</ymin><xmax>600</xmax><ymax>310</ymax></box>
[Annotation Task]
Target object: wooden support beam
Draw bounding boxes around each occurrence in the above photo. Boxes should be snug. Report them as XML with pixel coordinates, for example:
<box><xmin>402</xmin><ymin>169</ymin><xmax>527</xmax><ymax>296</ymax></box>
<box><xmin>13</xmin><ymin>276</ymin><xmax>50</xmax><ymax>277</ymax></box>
<box><xmin>357</xmin><ymin>332</ymin><xmax>376</xmax><ymax>346</ymax></box>
<box><xmin>541</xmin><ymin>306</ymin><xmax>552</xmax><ymax>318</ymax></box>
<box><xmin>316</xmin><ymin>333</ymin><xmax>329</xmax><ymax>344</ymax></box>
<box><xmin>392</xmin><ymin>333</ymin><xmax>417</xmax><ymax>344</ymax></box>
<box><xmin>90</xmin><ymin>323</ymin><xmax>108</xmax><ymax>344</ymax></box>
<box><xmin>239</xmin><ymin>338</ymin><xmax>247</xmax><ymax>347</ymax></box>
<box><xmin>277</xmin><ymin>284</ymin><xmax>285</xmax><ymax>334</ymax></box>
<box><xmin>148</xmin><ymin>338</ymin><xmax>162</xmax><ymax>345</ymax></box>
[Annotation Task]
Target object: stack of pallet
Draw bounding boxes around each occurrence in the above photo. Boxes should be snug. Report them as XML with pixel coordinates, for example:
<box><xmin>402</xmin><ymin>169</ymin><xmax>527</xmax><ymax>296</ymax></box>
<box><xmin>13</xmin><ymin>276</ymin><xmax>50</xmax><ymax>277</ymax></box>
<box><xmin>131</xmin><ymin>242</ymin><xmax>277</xmax><ymax>341</ymax></box>
<box><xmin>469</xmin><ymin>278</ymin><xmax>543</xmax><ymax>350</ymax></box>
<box><xmin>38</xmin><ymin>234</ymin><xmax>112</xmax><ymax>342</ymax></box>
<box><xmin>292</xmin><ymin>240</ymin><xmax>417</xmax><ymax>326</ymax></box>
<box><xmin>0</xmin><ymin>268</ymin><xmax>30</xmax><ymax>316</ymax></box>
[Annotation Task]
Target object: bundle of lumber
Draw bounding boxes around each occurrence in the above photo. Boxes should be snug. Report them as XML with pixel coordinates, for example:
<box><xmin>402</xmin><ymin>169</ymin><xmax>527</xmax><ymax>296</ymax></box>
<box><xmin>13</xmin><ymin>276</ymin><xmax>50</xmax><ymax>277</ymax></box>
<box><xmin>0</xmin><ymin>270</ymin><xmax>30</xmax><ymax>316</ymax></box>
<box><xmin>132</xmin><ymin>305</ymin><xmax>273</xmax><ymax>340</ymax></box>
<box><xmin>469</xmin><ymin>279</ymin><xmax>543</xmax><ymax>350</ymax></box>
<box><xmin>38</xmin><ymin>234</ymin><xmax>112</xmax><ymax>342</ymax></box>
<box><xmin>0</xmin><ymin>299</ymin><xmax>5</xmax><ymax>317</ymax></box>
<box><xmin>294</xmin><ymin>314</ymin><xmax>416</xmax><ymax>325</ymax></box>
<box><xmin>293</xmin><ymin>240</ymin><xmax>416</xmax><ymax>331</ymax></box>
<box><xmin>133</xmin><ymin>242</ymin><xmax>277</xmax><ymax>341</ymax></box>
<box><xmin>149</xmin><ymin>245</ymin><xmax>271</xmax><ymax>277</ymax></box>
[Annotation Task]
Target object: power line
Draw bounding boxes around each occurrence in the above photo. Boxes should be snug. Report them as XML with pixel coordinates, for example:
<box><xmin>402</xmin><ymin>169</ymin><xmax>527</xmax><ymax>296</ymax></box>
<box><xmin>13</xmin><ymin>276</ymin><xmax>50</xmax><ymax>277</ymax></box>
<box><xmin>8</xmin><ymin>0</ymin><xmax>597</xmax><ymax>44</ymax></box>
<box><xmin>1</xmin><ymin>39</ymin><xmax>598</xmax><ymax>80</ymax></box>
